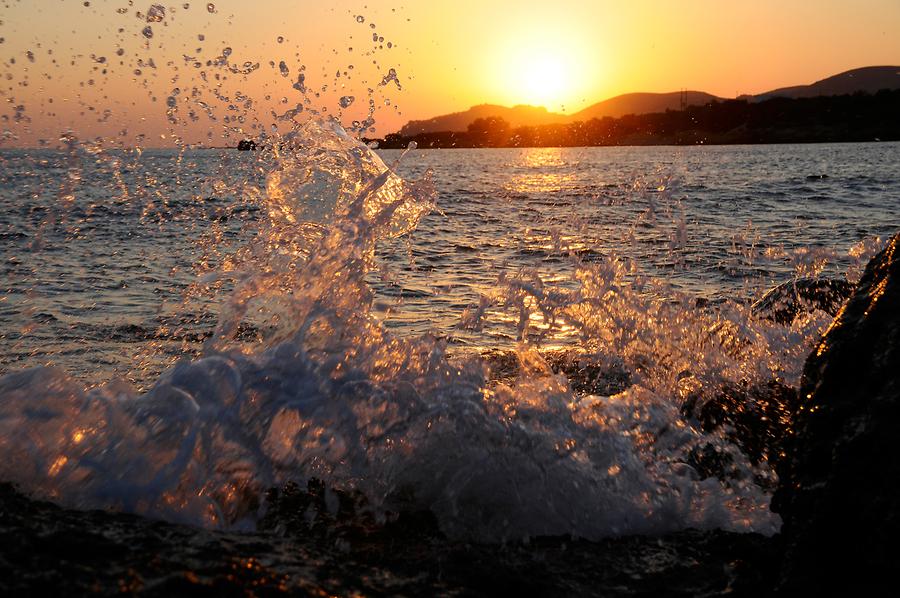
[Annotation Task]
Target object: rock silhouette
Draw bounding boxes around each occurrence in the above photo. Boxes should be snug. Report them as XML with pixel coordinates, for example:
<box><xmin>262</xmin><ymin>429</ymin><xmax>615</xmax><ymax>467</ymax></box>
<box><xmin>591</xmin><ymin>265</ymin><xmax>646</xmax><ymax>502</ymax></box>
<box><xmin>751</xmin><ymin>277</ymin><xmax>854</xmax><ymax>325</ymax></box>
<box><xmin>773</xmin><ymin>232</ymin><xmax>900</xmax><ymax>593</ymax></box>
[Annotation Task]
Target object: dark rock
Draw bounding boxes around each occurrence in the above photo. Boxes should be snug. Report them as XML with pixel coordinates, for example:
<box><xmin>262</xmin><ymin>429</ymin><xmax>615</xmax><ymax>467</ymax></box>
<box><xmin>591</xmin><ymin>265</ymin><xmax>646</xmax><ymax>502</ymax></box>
<box><xmin>686</xmin><ymin>442</ymin><xmax>740</xmax><ymax>482</ymax></box>
<box><xmin>0</xmin><ymin>482</ymin><xmax>779</xmax><ymax>596</ymax></box>
<box><xmin>683</xmin><ymin>380</ymin><xmax>798</xmax><ymax>470</ymax></box>
<box><xmin>772</xmin><ymin>233</ymin><xmax>900</xmax><ymax>593</ymax></box>
<box><xmin>479</xmin><ymin>349</ymin><xmax>633</xmax><ymax>396</ymax></box>
<box><xmin>751</xmin><ymin>277</ymin><xmax>854</xmax><ymax>325</ymax></box>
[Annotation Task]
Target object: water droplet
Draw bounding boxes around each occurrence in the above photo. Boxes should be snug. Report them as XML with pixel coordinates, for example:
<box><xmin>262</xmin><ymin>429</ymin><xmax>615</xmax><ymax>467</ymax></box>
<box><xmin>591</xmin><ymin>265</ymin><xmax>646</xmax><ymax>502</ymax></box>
<box><xmin>198</xmin><ymin>34</ymin><xmax>205</xmax><ymax>41</ymax></box>
<box><xmin>277</xmin><ymin>36</ymin><xmax>284</xmax><ymax>43</ymax></box>
<box><xmin>206</xmin><ymin>3</ymin><xmax>215</xmax><ymax>13</ymax></box>
<box><xmin>355</xmin><ymin>15</ymin><xmax>364</xmax><ymax>23</ymax></box>
<box><xmin>278</xmin><ymin>61</ymin><xmax>289</xmax><ymax>77</ymax></box>
<box><xmin>142</xmin><ymin>26</ymin><xmax>154</xmax><ymax>39</ymax></box>
<box><xmin>146</xmin><ymin>4</ymin><xmax>165</xmax><ymax>22</ymax></box>
<box><xmin>339</xmin><ymin>95</ymin><xmax>355</xmax><ymax>108</ymax></box>
<box><xmin>183</xmin><ymin>3</ymin><xmax>190</xmax><ymax>9</ymax></box>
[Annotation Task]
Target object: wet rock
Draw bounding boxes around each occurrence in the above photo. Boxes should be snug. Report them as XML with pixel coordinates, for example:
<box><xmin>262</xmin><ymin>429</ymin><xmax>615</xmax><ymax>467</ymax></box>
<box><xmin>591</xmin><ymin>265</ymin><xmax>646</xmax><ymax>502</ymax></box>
<box><xmin>772</xmin><ymin>233</ymin><xmax>900</xmax><ymax>593</ymax></box>
<box><xmin>479</xmin><ymin>349</ymin><xmax>632</xmax><ymax>396</ymax></box>
<box><xmin>751</xmin><ymin>277</ymin><xmax>853</xmax><ymax>325</ymax></box>
<box><xmin>0</xmin><ymin>482</ymin><xmax>779</xmax><ymax>596</ymax></box>
<box><xmin>237</xmin><ymin>139</ymin><xmax>257</xmax><ymax>151</ymax></box>
<box><xmin>682</xmin><ymin>379</ymin><xmax>797</xmax><ymax>469</ymax></box>
<box><xmin>685</xmin><ymin>442</ymin><xmax>740</xmax><ymax>482</ymax></box>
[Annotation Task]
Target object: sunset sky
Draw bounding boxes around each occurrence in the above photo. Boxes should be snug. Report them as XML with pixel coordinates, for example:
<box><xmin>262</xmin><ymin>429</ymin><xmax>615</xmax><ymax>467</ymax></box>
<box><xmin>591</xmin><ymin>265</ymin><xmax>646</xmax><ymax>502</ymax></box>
<box><xmin>1</xmin><ymin>0</ymin><xmax>899</xmax><ymax>146</ymax></box>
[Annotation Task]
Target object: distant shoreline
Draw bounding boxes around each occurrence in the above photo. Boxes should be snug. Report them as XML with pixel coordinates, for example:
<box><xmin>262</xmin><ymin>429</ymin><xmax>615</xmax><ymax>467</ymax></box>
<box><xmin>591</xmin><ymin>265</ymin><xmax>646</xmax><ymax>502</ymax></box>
<box><xmin>369</xmin><ymin>138</ymin><xmax>900</xmax><ymax>151</ymax></box>
<box><xmin>370</xmin><ymin>90</ymin><xmax>900</xmax><ymax>150</ymax></box>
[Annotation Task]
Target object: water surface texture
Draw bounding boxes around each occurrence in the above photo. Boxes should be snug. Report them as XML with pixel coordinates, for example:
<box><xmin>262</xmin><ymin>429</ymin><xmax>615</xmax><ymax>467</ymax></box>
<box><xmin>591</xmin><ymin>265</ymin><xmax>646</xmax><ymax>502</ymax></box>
<box><xmin>2</xmin><ymin>142</ymin><xmax>897</xmax><ymax>381</ymax></box>
<box><xmin>0</xmin><ymin>137</ymin><xmax>898</xmax><ymax>541</ymax></box>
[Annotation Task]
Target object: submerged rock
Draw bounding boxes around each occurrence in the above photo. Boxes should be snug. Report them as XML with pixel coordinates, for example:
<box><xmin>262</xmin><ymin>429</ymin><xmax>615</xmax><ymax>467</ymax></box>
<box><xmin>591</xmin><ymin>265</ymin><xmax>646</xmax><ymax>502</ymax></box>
<box><xmin>751</xmin><ymin>277</ymin><xmax>853</xmax><ymax>325</ymax></box>
<box><xmin>479</xmin><ymin>349</ymin><xmax>632</xmax><ymax>396</ymax></box>
<box><xmin>773</xmin><ymin>233</ymin><xmax>900</xmax><ymax>593</ymax></box>
<box><xmin>682</xmin><ymin>379</ymin><xmax>797</xmax><ymax>470</ymax></box>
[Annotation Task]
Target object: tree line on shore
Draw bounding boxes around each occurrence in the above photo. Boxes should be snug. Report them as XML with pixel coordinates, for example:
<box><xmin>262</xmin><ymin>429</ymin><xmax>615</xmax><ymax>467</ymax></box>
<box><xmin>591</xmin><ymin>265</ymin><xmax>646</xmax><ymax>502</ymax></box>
<box><xmin>371</xmin><ymin>89</ymin><xmax>900</xmax><ymax>149</ymax></box>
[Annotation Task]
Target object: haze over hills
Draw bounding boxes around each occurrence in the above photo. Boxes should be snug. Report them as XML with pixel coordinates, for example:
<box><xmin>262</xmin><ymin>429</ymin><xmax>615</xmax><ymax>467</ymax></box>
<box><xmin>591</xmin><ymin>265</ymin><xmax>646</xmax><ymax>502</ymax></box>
<box><xmin>750</xmin><ymin>65</ymin><xmax>900</xmax><ymax>101</ymax></box>
<box><xmin>399</xmin><ymin>104</ymin><xmax>566</xmax><ymax>137</ymax></box>
<box><xmin>567</xmin><ymin>91</ymin><xmax>721</xmax><ymax>122</ymax></box>
<box><xmin>397</xmin><ymin>66</ymin><xmax>900</xmax><ymax>136</ymax></box>
<box><xmin>399</xmin><ymin>92</ymin><xmax>721</xmax><ymax>136</ymax></box>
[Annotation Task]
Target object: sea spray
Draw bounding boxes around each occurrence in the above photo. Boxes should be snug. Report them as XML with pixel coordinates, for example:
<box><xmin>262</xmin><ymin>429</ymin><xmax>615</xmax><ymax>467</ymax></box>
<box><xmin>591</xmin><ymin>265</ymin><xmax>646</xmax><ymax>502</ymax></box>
<box><xmin>0</xmin><ymin>120</ymin><xmax>784</xmax><ymax>539</ymax></box>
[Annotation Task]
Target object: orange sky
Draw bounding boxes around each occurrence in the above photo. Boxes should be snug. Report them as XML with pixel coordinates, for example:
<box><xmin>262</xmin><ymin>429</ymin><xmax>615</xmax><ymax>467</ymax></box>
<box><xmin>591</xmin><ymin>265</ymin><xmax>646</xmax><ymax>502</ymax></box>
<box><xmin>1</xmin><ymin>0</ymin><xmax>898</xmax><ymax>146</ymax></box>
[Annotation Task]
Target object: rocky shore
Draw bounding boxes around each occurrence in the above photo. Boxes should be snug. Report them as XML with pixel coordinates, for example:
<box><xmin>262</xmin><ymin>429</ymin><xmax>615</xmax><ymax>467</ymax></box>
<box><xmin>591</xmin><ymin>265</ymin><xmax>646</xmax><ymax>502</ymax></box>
<box><xmin>2</xmin><ymin>233</ymin><xmax>897</xmax><ymax>596</ymax></box>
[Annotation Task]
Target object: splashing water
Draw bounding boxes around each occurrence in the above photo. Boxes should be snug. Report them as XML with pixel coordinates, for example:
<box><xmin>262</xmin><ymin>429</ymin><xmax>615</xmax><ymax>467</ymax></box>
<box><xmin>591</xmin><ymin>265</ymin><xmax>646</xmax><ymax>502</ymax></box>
<box><xmin>0</xmin><ymin>117</ymin><xmax>793</xmax><ymax>540</ymax></box>
<box><xmin>3</xmin><ymin>3</ymin><xmax>887</xmax><ymax>543</ymax></box>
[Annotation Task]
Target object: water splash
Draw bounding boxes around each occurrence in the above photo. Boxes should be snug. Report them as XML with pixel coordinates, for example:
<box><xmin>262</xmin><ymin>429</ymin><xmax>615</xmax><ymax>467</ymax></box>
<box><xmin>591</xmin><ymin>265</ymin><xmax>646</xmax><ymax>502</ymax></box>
<box><xmin>1</xmin><ymin>2</ymin><xmax>880</xmax><ymax>543</ymax></box>
<box><xmin>0</xmin><ymin>119</ymin><xmax>789</xmax><ymax>540</ymax></box>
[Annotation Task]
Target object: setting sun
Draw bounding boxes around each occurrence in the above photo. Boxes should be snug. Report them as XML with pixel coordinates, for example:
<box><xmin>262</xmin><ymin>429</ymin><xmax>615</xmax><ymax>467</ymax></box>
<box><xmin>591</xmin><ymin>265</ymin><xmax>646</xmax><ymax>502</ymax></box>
<box><xmin>0</xmin><ymin>0</ymin><xmax>899</xmax><ymax>594</ymax></box>
<box><xmin>483</xmin><ymin>19</ymin><xmax>595</xmax><ymax>111</ymax></box>
<box><xmin>507</xmin><ymin>51</ymin><xmax>574</xmax><ymax>108</ymax></box>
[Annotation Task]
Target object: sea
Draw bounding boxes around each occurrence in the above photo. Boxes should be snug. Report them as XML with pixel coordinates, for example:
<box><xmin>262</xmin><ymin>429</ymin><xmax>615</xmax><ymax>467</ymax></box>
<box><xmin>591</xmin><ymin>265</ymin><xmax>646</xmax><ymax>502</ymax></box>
<box><xmin>1</xmin><ymin>130</ymin><xmax>898</xmax><ymax>541</ymax></box>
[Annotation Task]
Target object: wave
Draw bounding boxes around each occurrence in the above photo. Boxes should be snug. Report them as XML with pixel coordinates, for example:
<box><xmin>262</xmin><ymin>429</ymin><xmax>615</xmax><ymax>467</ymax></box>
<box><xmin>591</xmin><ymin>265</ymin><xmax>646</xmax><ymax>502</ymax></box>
<box><xmin>0</xmin><ymin>119</ymin><xmax>829</xmax><ymax>542</ymax></box>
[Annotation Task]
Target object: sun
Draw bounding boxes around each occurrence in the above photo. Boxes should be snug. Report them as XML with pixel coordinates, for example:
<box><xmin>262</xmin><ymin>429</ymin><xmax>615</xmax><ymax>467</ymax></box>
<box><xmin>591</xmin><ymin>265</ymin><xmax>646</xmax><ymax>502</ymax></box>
<box><xmin>512</xmin><ymin>52</ymin><xmax>572</xmax><ymax>108</ymax></box>
<box><xmin>488</xmin><ymin>30</ymin><xmax>589</xmax><ymax>111</ymax></box>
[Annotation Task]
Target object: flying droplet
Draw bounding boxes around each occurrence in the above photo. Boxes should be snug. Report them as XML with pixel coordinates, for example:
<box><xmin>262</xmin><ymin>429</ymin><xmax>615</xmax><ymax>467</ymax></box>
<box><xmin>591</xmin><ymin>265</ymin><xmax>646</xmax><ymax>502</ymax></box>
<box><xmin>146</xmin><ymin>4</ymin><xmax>165</xmax><ymax>22</ymax></box>
<box><xmin>339</xmin><ymin>95</ymin><xmax>355</xmax><ymax>108</ymax></box>
<box><xmin>278</xmin><ymin>61</ymin><xmax>289</xmax><ymax>77</ymax></box>
<box><xmin>142</xmin><ymin>26</ymin><xmax>154</xmax><ymax>39</ymax></box>
<box><xmin>277</xmin><ymin>36</ymin><xmax>284</xmax><ymax>43</ymax></box>
<box><xmin>206</xmin><ymin>3</ymin><xmax>215</xmax><ymax>13</ymax></box>
<box><xmin>355</xmin><ymin>15</ymin><xmax>364</xmax><ymax>23</ymax></box>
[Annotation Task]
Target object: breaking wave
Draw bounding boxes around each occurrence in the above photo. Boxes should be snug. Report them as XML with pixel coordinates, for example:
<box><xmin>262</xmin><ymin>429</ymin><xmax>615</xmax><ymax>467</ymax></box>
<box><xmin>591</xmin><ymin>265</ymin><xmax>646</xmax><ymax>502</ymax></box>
<box><xmin>0</xmin><ymin>118</ymin><xmax>830</xmax><ymax>541</ymax></box>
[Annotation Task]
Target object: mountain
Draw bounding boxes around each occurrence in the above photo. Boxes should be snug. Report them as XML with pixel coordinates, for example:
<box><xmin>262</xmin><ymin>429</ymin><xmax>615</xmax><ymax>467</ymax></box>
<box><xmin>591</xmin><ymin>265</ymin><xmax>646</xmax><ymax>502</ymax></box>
<box><xmin>399</xmin><ymin>104</ymin><xmax>567</xmax><ymax>137</ymax></box>
<box><xmin>399</xmin><ymin>93</ymin><xmax>720</xmax><ymax>136</ymax></box>
<box><xmin>395</xmin><ymin>66</ymin><xmax>900</xmax><ymax>136</ymax></box>
<box><xmin>752</xmin><ymin>66</ymin><xmax>900</xmax><ymax>101</ymax></box>
<box><xmin>568</xmin><ymin>91</ymin><xmax>721</xmax><ymax>121</ymax></box>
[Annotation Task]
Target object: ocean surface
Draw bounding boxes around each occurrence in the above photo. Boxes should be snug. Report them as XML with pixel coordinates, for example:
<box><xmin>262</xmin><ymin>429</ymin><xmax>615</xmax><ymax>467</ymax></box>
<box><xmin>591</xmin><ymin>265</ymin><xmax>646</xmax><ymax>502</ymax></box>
<box><xmin>0</xmin><ymin>133</ymin><xmax>898</xmax><ymax>540</ymax></box>
<box><xmin>3</xmin><ymin>142</ymin><xmax>898</xmax><ymax>384</ymax></box>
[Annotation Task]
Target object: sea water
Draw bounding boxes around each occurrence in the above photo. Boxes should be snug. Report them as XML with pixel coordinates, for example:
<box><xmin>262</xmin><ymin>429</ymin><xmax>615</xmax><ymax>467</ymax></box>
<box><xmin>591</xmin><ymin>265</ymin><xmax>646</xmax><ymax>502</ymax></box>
<box><xmin>1</xmin><ymin>3</ymin><xmax>899</xmax><ymax>543</ymax></box>
<box><xmin>2</xmin><ymin>132</ymin><xmax>898</xmax><ymax>540</ymax></box>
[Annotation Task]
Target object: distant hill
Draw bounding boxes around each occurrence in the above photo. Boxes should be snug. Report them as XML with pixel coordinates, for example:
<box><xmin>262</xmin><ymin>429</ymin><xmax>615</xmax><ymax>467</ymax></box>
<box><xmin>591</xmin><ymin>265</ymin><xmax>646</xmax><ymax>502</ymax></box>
<box><xmin>568</xmin><ymin>91</ymin><xmax>721</xmax><ymax>121</ymax></box>
<box><xmin>395</xmin><ymin>66</ymin><xmax>900</xmax><ymax>136</ymax></box>
<box><xmin>399</xmin><ymin>93</ymin><xmax>719</xmax><ymax>136</ymax></box>
<box><xmin>752</xmin><ymin>66</ymin><xmax>900</xmax><ymax>101</ymax></box>
<box><xmin>400</xmin><ymin>104</ymin><xmax>567</xmax><ymax>137</ymax></box>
